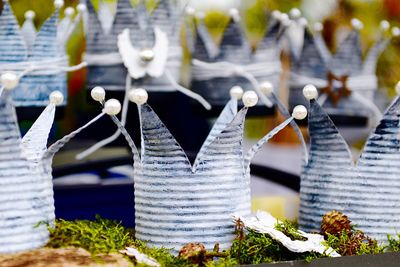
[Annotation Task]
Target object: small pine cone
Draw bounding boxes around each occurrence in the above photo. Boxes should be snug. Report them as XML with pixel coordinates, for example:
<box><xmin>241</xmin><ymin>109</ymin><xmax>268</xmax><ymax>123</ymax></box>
<box><xmin>178</xmin><ymin>243</ymin><xmax>207</xmax><ymax>265</ymax></box>
<box><xmin>321</xmin><ymin>210</ymin><xmax>352</xmax><ymax>237</ymax></box>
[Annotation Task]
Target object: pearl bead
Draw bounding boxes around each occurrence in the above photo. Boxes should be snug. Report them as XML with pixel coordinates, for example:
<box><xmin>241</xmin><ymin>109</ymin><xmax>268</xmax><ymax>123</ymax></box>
<box><xmin>392</xmin><ymin>27</ymin><xmax>400</xmax><ymax>37</ymax></box>
<box><xmin>185</xmin><ymin>6</ymin><xmax>195</xmax><ymax>16</ymax></box>
<box><xmin>242</xmin><ymin>91</ymin><xmax>258</xmax><ymax>107</ymax></box>
<box><xmin>299</xmin><ymin>17</ymin><xmax>308</xmax><ymax>27</ymax></box>
<box><xmin>229</xmin><ymin>8</ymin><xmax>240</xmax><ymax>21</ymax></box>
<box><xmin>49</xmin><ymin>91</ymin><xmax>64</xmax><ymax>105</ymax></box>
<box><xmin>64</xmin><ymin>7</ymin><xmax>75</xmax><ymax>17</ymax></box>
<box><xmin>271</xmin><ymin>10</ymin><xmax>282</xmax><ymax>20</ymax></box>
<box><xmin>351</xmin><ymin>18</ymin><xmax>363</xmax><ymax>30</ymax></box>
<box><xmin>1</xmin><ymin>72</ymin><xmax>19</xmax><ymax>90</ymax></box>
<box><xmin>139</xmin><ymin>48</ymin><xmax>155</xmax><ymax>62</ymax></box>
<box><xmin>303</xmin><ymin>84</ymin><xmax>318</xmax><ymax>100</ymax></box>
<box><xmin>24</xmin><ymin>10</ymin><xmax>35</xmax><ymax>20</ymax></box>
<box><xmin>77</xmin><ymin>3</ymin><xmax>87</xmax><ymax>13</ymax></box>
<box><xmin>260</xmin><ymin>81</ymin><xmax>274</xmax><ymax>95</ymax></box>
<box><xmin>314</xmin><ymin>22</ymin><xmax>323</xmax><ymax>32</ymax></box>
<box><xmin>91</xmin><ymin>86</ymin><xmax>106</xmax><ymax>102</ymax></box>
<box><xmin>104</xmin><ymin>99</ymin><xmax>121</xmax><ymax>115</ymax></box>
<box><xmin>230</xmin><ymin>86</ymin><xmax>243</xmax><ymax>100</ymax></box>
<box><xmin>54</xmin><ymin>0</ymin><xmax>64</xmax><ymax>9</ymax></box>
<box><xmin>128</xmin><ymin>88</ymin><xmax>148</xmax><ymax>105</ymax></box>
<box><xmin>289</xmin><ymin>8</ymin><xmax>301</xmax><ymax>19</ymax></box>
<box><xmin>380</xmin><ymin>20</ymin><xmax>390</xmax><ymax>31</ymax></box>
<box><xmin>280</xmin><ymin>13</ymin><xmax>290</xmax><ymax>27</ymax></box>
<box><xmin>395</xmin><ymin>81</ymin><xmax>400</xmax><ymax>95</ymax></box>
<box><xmin>292</xmin><ymin>105</ymin><xmax>308</xmax><ymax>120</ymax></box>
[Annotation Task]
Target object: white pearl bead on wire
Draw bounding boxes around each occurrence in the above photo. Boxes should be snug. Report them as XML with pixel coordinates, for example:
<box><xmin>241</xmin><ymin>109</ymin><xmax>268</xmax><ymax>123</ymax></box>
<box><xmin>104</xmin><ymin>99</ymin><xmax>122</xmax><ymax>115</ymax></box>
<box><xmin>292</xmin><ymin>105</ymin><xmax>308</xmax><ymax>120</ymax></box>
<box><xmin>128</xmin><ymin>88</ymin><xmax>148</xmax><ymax>105</ymax></box>
<box><xmin>242</xmin><ymin>91</ymin><xmax>258</xmax><ymax>107</ymax></box>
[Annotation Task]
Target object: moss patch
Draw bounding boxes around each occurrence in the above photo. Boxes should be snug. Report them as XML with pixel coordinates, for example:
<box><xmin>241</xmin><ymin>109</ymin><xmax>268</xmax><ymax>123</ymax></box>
<box><xmin>0</xmin><ymin>216</ymin><xmax>389</xmax><ymax>266</ymax></box>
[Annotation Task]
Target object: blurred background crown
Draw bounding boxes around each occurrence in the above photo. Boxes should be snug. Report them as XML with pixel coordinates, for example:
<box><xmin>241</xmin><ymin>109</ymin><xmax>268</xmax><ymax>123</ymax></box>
<box><xmin>84</xmin><ymin>0</ymin><xmax>183</xmax><ymax>92</ymax></box>
<box><xmin>189</xmin><ymin>6</ymin><xmax>285</xmax><ymax>110</ymax></box>
<box><xmin>287</xmin><ymin>9</ymin><xmax>397</xmax><ymax>126</ymax></box>
<box><xmin>0</xmin><ymin>0</ymin><xmax>83</xmax><ymax>107</ymax></box>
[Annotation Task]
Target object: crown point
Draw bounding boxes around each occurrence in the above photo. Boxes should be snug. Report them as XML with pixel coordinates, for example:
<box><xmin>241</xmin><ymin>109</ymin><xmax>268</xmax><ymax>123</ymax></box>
<box><xmin>292</xmin><ymin>105</ymin><xmax>308</xmax><ymax>120</ymax></box>
<box><xmin>380</xmin><ymin>20</ymin><xmax>390</xmax><ymax>31</ymax></box>
<box><xmin>1</xmin><ymin>72</ymin><xmax>19</xmax><ymax>90</ymax></box>
<box><xmin>243</xmin><ymin>91</ymin><xmax>258</xmax><ymax>107</ymax></box>
<box><xmin>64</xmin><ymin>7</ymin><xmax>75</xmax><ymax>17</ymax></box>
<box><xmin>271</xmin><ymin>10</ymin><xmax>281</xmax><ymax>20</ymax></box>
<box><xmin>91</xmin><ymin>86</ymin><xmax>106</xmax><ymax>102</ymax></box>
<box><xmin>289</xmin><ymin>8</ymin><xmax>301</xmax><ymax>19</ymax></box>
<box><xmin>49</xmin><ymin>91</ymin><xmax>64</xmax><ymax>105</ymax></box>
<box><xmin>303</xmin><ymin>84</ymin><xmax>318</xmax><ymax>100</ymax></box>
<box><xmin>280</xmin><ymin>13</ymin><xmax>290</xmax><ymax>27</ymax></box>
<box><xmin>104</xmin><ymin>99</ymin><xmax>121</xmax><ymax>115</ymax></box>
<box><xmin>185</xmin><ymin>6</ymin><xmax>195</xmax><ymax>16</ymax></box>
<box><xmin>54</xmin><ymin>0</ymin><xmax>64</xmax><ymax>9</ymax></box>
<box><xmin>24</xmin><ymin>10</ymin><xmax>35</xmax><ymax>20</ymax></box>
<box><xmin>129</xmin><ymin>88</ymin><xmax>148</xmax><ymax>105</ymax></box>
<box><xmin>314</xmin><ymin>22</ymin><xmax>323</xmax><ymax>32</ymax></box>
<box><xmin>392</xmin><ymin>27</ymin><xmax>400</xmax><ymax>37</ymax></box>
<box><xmin>229</xmin><ymin>8</ymin><xmax>240</xmax><ymax>21</ymax></box>
<box><xmin>77</xmin><ymin>3</ymin><xmax>87</xmax><ymax>13</ymax></box>
<box><xmin>351</xmin><ymin>18</ymin><xmax>363</xmax><ymax>30</ymax></box>
<box><xmin>230</xmin><ymin>86</ymin><xmax>243</xmax><ymax>100</ymax></box>
<box><xmin>260</xmin><ymin>81</ymin><xmax>274</xmax><ymax>95</ymax></box>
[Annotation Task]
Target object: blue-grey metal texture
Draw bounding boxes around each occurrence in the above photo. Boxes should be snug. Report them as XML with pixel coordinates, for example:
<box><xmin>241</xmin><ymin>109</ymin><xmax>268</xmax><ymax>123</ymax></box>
<box><xmin>0</xmin><ymin>0</ymin><xmax>67</xmax><ymax>107</ymax></box>
<box><xmin>190</xmin><ymin>15</ymin><xmax>282</xmax><ymax>107</ymax></box>
<box><xmin>300</xmin><ymin>97</ymin><xmax>400</xmax><ymax>243</ymax></box>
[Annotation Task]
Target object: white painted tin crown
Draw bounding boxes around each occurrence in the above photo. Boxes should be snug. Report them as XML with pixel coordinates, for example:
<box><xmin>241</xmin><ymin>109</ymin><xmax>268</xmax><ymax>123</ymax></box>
<box><xmin>300</xmin><ymin>85</ymin><xmax>400</xmax><ymax>243</ymax></box>
<box><xmin>114</xmin><ymin>88</ymin><xmax>306</xmax><ymax>252</ymax></box>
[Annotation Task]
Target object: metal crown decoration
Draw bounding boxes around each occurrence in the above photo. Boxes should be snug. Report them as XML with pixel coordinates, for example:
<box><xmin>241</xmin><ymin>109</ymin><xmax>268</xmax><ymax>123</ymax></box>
<box><xmin>287</xmin><ymin>9</ymin><xmax>398</xmax><ymax>124</ymax></box>
<box><xmin>0</xmin><ymin>81</ymin><xmax>125</xmax><ymax>254</ymax></box>
<box><xmin>0</xmin><ymin>0</ymin><xmax>85</xmax><ymax>106</ymax></box>
<box><xmin>90</xmin><ymin>85</ymin><xmax>308</xmax><ymax>253</ymax></box>
<box><xmin>299</xmin><ymin>84</ymin><xmax>400</xmax><ymax>244</ymax></box>
<box><xmin>189</xmin><ymin>7</ymin><xmax>286</xmax><ymax>108</ymax></box>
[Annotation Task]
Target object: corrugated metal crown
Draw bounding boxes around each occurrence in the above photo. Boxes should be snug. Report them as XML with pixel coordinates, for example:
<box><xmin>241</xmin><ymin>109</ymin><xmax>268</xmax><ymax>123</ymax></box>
<box><xmin>0</xmin><ymin>0</ymin><xmax>67</xmax><ymax>106</ymax></box>
<box><xmin>300</xmin><ymin>97</ymin><xmax>400</xmax><ymax>243</ymax></box>
<box><xmin>133</xmin><ymin>98</ymin><xmax>252</xmax><ymax>252</ymax></box>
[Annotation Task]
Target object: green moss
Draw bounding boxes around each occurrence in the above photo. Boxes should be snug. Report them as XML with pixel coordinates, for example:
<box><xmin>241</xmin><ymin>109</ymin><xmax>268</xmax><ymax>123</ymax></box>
<box><xmin>46</xmin><ymin>216</ymin><xmax>189</xmax><ymax>267</ymax></box>
<box><xmin>387</xmin><ymin>234</ymin><xmax>400</xmax><ymax>252</ymax></box>
<box><xmin>274</xmin><ymin>220</ymin><xmax>307</xmax><ymax>242</ymax></box>
<box><xmin>230</xmin><ymin>229</ymin><xmax>322</xmax><ymax>265</ymax></box>
<box><xmin>325</xmin><ymin>230</ymin><xmax>385</xmax><ymax>256</ymax></box>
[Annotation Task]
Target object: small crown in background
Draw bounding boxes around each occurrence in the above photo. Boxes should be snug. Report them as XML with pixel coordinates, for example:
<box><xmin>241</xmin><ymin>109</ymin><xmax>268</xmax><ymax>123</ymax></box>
<box><xmin>0</xmin><ymin>84</ymin><xmax>123</xmax><ymax>254</ymax></box>
<box><xmin>288</xmin><ymin>10</ymin><xmax>398</xmax><ymax>120</ymax></box>
<box><xmin>98</xmin><ymin>86</ymin><xmax>307</xmax><ymax>253</ymax></box>
<box><xmin>299</xmin><ymin>84</ymin><xmax>400</xmax><ymax>243</ymax></box>
<box><xmin>0</xmin><ymin>0</ymin><xmax>84</xmax><ymax>106</ymax></box>
<box><xmin>188</xmin><ymin>7</ymin><xmax>285</xmax><ymax>107</ymax></box>
<box><xmin>84</xmin><ymin>0</ymin><xmax>181</xmax><ymax>91</ymax></box>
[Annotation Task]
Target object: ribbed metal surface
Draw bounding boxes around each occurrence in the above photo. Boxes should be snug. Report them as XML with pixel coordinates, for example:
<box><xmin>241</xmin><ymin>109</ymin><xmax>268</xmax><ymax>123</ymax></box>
<box><xmin>0</xmin><ymin>93</ymin><xmax>55</xmax><ymax>253</ymax></box>
<box><xmin>191</xmin><ymin>16</ymin><xmax>282</xmax><ymax>107</ymax></box>
<box><xmin>86</xmin><ymin>0</ymin><xmax>182</xmax><ymax>92</ymax></box>
<box><xmin>134</xmin><ymin>100</ymin><xmax>251</xmax><ymax>252</ymax></box>
<box><xmin>300</xmin><ymin>98</ymin><xmax>400</xmax><ymax>243</ymax></box>
<box><xmin>0</xmin><ymin>1</ymin><xmax>67</xmax><ymax>107</ymax></box>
